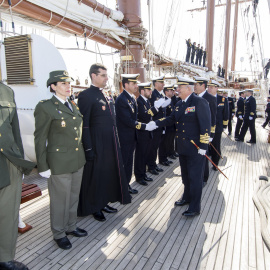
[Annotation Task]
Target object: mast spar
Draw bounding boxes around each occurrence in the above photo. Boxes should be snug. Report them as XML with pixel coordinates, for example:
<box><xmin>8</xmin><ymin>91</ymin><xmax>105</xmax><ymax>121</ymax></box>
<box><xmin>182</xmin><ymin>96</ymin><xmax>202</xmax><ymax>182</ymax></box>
<box><xmin>206</xmin><ymin>0</ymin><xmax>215</xmax><ymax>71</ymax></box>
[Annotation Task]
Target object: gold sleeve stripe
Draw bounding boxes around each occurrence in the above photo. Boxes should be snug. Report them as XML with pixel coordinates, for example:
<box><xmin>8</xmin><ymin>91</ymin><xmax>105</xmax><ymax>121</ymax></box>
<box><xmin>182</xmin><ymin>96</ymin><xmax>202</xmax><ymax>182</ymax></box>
<box><xmin>238</xmin><ymin>111</ymin><xmax>242</xmax><ymax>114</ymax></box>
<box><xmin>223</xmin><ymin>120</ymin><xmax>228</xmax><ymax>125</ymax></box>
<box><xmin>211</xmin><ymin>126</ymin><xmax>216</xmax><ymax>133</ymax></box>
<box><xmin>159</xmin><ymin>117</ymin><xmax>166</xmax><ymax>121</ymax></box>
<box><xmin>148</xmin><ymin>109</ymin><xmax>154</xmax><ymax>117</ymax></box>
<box><xmin>200</xmin><ymin>133</ymin><xmax>210</xmax><ymax>144</ymax></box>
<box><xmin>136</xmin><ymin>122</ymin><xmax>142</xmax><ymax>130</ymax></box>
<box><xmin>250</xmin><ymin>112</ymin><xmax>254</xmax><ymax>115</ymax></box>
<box><xmin>232</xmin><ymin>109</ymin><xmax>236</xmax><ymax>112</ymax></box>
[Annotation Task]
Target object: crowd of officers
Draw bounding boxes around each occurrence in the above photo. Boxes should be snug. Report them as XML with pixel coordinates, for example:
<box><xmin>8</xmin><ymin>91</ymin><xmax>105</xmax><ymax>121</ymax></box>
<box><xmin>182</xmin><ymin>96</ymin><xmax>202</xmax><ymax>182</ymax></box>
<box><xmin>0</xmin><ymin>63</ymin><xmax>260</xmax><ymax>270</ymax></box>
<box><xmin>185</xmin><ymin>39</ymin><xmax>207</xmax><ymax>67</ymax></box>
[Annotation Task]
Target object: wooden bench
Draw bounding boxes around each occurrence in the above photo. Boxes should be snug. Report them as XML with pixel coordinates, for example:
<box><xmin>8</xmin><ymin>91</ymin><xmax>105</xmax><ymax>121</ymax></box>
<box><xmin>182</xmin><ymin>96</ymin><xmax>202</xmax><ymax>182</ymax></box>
<box><xmin>21</xmin><ymin>183</ymin><xmax>42</xmax><ymax>204</ymax></box>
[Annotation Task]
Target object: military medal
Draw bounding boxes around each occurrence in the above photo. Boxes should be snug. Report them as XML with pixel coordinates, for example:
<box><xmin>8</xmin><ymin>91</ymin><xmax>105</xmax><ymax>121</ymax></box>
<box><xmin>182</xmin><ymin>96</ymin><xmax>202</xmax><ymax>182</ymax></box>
<box><xmin>61</xmin><ymin>120</ymin><xmax>66</xmax><ymax>127</ymax></box>
<box><xmin>102</xmin><ymin>105</ymin><xmax>106</xmax><ymax>110</ymax></box>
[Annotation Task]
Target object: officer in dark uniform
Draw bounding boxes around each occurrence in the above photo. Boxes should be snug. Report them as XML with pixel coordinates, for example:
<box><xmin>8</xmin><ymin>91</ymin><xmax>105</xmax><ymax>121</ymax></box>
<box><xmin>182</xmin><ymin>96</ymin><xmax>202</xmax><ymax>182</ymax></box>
<box><xmin>203</xmin><ymin>49</ymin><xmax>207</xmax><ymax>67</ymax></box>
<box><xmin>134</xmin><ymin>82</ymin><xmax>162</xmax><ymax>186</ymax></box>
<box><xmin>115</xmin><ymin>74</ymin><xmax>154</xmax><ymax>194</ymax></box>
<box><xmin>198</xmin><ymin>46</ymin><xmax>203</xmax><ymax>66</ymax></box>
<box><xmin>195</xmin><ymin>44</ymin><xmax>200</xmax><ymax>65</ymax></box>
<box><xmin>150</xmin><ymin>76</ymin><xmax>211</xmax><ymax>217</ymax></box>
<box><xmin>172</xmin><ymin>85</ymin><xmax>181</xmax><ymax>158</ymax></box>
<box><xmin>236</xmin><ymin>89</ymin><xmax>257</xmax><ymax>143</ymax></box>
<box><xmin>262</xmin><ymin>96</ymin><xmax>270</xmax><ymax>128</ymax></box>
<box><xmin>185</xmin><ymin>39</ymin><xmax>192</xmax><ymax>63</ymax></box>
<box><xmin>0</xmin><ymin>83</ymin><xmax>35</xmax><ymax>270</ymax></box>
<box><xmin>191</xmin><ymin>42</ymin><xmax>196</xmax><ymax>64</ymax></box>
<box><xmin>207</xmin><ymin>80</ymin><xmax>229</xmax><ymax>169</ymax></box>
<box><xmin>223</xmin><ymin>91</ymin><xmax>235</xmax><ymax>135</ymax></box>
<box><xmin>194</xmin><ymin>76</ymin><xmax>217</xmax><ymax>185</ymax></box>
<box><xmin>234</xmin><ymin>90</ymin><xmax>245</xmax><ymax>138</ymax></box>
<box><xmin>147</xmin><ymin>75</ymin><xmax>171</xmax><ymax>175</ymax></box>
<box><xmin>158</xmin><ymin>84</ymin><xmax>176</xmax><ymax>165</ymax></box>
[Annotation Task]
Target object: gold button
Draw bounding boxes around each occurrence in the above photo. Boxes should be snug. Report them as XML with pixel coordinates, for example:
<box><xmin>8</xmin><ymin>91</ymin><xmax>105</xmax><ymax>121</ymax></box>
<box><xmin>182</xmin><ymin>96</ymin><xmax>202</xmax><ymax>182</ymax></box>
<box><xmin>73</xmin><ymin>117</ymin><xmax>76</xmax><ymax>119</ymax></box>
<box><xmin>176</xmin><ymin>136</ymin><xmax>178</xmax><ymax>139</ymax></box>
<box><xmin>183</xmin><ymin>138</ymin><xmax>185</xmax><ymax>140</ymax></box>
<box><xmin>75</xmin><ymin>148</ymin><xmax>78</xmax><ymax>151</ymax></box>
<box><xmin>8</xmin><ymin>103</ymin><xmax>10</xmax><ymax>107</ymax></box>
<box><xmin>61</xmin><ymin>117</ymin><xmax>64</xmax><ymax>119</ymax></box>
<box><xmin>0</xmin><ymin>133</ymin><xmax>1</xmax><ymax>137</ymax></box>
<box><xmin>56</xmin><ymin>149</ymin><xmax>59</xmax><ymax>151</ymax></box>
<box><xmin>75</xmin><ymin>138</ymin><xmax>78</xmax><ymax>140</ymax></box>
<box><xmin>183</xmin><ymin>130</ymin><xmax>185</xmax><ymax>132</ymax></box>
<box><xmin>177</xmin><ymin>122</ymin><xmax>179</xmax><ymax>124</ymax></box>
<box><xmin>176</xmin><ymin>129</ymin><xmax>178</xmax><ymax>131</ymax></box>
<box><xmin>74</xmin><ymin>127</ymin><xmax>77</xmax><ymax>130</ymax></box>
<box><xmin>183</xmin><ymin>123</ymin><xmax>184</xmax><ymax>125</ymax></box>
<box><xmin>1</xmin><ymin>148</ymin><xmax>3</xmax><ymax>151</ymax></box>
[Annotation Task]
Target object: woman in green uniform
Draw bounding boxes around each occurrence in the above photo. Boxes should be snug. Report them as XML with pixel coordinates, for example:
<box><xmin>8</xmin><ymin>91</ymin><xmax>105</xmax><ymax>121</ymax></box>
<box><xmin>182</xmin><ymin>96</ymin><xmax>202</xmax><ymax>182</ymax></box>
<box><xmin>34</xmin><ymin>70</ymin><xmax>86</xmax><ymax>250</ymax></box>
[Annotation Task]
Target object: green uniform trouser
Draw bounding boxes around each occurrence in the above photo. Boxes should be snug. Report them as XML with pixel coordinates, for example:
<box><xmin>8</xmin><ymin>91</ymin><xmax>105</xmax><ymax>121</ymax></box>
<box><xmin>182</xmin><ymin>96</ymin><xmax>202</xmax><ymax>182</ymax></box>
<box><xmin>0</xmin><ymin>160</ymin><xmax>22</xmax><ymax>262</ymax></box>
<box><xmin>48</xmin><ymin>167</ymin><xmax>83</xmax><ymax>239</ymax></box>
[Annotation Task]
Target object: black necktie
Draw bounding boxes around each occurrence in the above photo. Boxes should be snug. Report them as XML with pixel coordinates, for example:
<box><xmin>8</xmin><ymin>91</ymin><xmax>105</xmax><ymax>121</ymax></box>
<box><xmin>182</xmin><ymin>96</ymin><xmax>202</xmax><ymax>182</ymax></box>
<box><xmin>64</xmin><ymin>101</ymin><xmax>72</xmax><ymax>112</ymax></box>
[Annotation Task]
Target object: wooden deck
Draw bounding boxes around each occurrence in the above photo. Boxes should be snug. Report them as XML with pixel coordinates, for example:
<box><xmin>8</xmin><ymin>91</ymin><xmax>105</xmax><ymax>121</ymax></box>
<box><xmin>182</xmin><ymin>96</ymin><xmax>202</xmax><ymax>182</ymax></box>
<box><xmin>18</xmin><ymin>118</ymin><xmax>270</xmax><ymax>270</ymax></box>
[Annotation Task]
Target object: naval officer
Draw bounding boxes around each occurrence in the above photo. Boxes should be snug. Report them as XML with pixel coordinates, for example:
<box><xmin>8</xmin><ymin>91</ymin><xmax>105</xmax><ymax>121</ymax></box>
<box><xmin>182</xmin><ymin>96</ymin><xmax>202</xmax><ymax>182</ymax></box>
<box><xmin>207</xmin><ymin>80</ymin><xmax>229</xmax><ymax>168</ymax></box>
<box><xmin>236</xmin><ymin>89</ymin><xmax>257</xmax><ymax>143</ymax></box>
<box><xmin>194</xmin><ymin>76</ymin><xmax>217</xmax><ymax>185</ymax></box>
<box><xmin>149</xmin><ymin>76</ymin><xmax>211</xmax><ymax>217</ymax></box>
<box><xmin>34</xmin><ymin>70</ymin><xmax>87</xmax><ymax>250</ymax></box>
<box><xmin>115</xmin><ymin>74</ymin><xmax>155</xmax><ymax>193</ymax></box>
<box><xmin>0</xmin><ymin>83</ymin><xmax>35</xmax><ymax>270</ymax></box>
<box><xmin>234</xmin><ymin>90</ymin><xmax>245</xmax><ymax>138</ymax></box>
<box><xmin>147</xmin><ymin>75</ymin><xmax>171</xmax><ymax>175</ymax></box>
<box><xmin>134</xmin><ymin>82</ymin><xmax>165</xmax><ymax>186</ymax></box>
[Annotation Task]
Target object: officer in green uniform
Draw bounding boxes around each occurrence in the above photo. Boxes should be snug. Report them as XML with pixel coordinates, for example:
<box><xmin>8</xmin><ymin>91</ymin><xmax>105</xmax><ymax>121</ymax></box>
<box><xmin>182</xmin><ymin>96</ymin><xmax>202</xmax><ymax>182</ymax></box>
<box><xmin>34</xmin><ymin>70</ymin><xmax>87</xmax><ymax>250</ymax></box>
<box><xmin>0</xmin><ymin>82</ymin><xmax>35</xmax><ymax>270</ymax></box>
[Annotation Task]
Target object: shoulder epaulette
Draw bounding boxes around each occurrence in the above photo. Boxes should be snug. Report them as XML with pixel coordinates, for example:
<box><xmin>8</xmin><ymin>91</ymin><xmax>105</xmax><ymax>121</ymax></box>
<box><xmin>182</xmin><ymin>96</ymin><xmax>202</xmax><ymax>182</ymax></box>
<box><xmin>39</xmin><ymin>99</ymin><xmax>49</xmax><ymax>103</ymax></box>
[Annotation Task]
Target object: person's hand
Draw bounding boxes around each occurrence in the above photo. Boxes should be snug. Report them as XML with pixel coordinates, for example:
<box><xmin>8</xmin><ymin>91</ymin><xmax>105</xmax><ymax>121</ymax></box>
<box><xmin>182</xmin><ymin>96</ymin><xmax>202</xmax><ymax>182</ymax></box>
<box><xmin>249</xmin><ymin>116</ymin><xmax>253</xmax><ymax>120</ymax></box>
<box><xmin>39</xmin><ymin>169</ymin><xmax>51</xmax><ymax>178</ymax></box>
<box><xmin>209</xmin><ymin>137</ymin><xmax>213</xmax><ymax>143</ymax></box>
<box><xmin>161</xmin><ymin>98</ymin><xmax>171</xmax><ymax>108</ymax></box>
<box><xmin>198</xmin><ymin>149</ymin><xmax>206</xmax><ymax>155</ymax></box>
<box><xmin>146</xmin><ymin>121</ymin><xmax>158</xmax><ymax>131</ymax></box>
<box><xmin>238</xmin><ymin>115</ymin><xmax>243</xmax><ymax>120</ymax></box>
<box><xmin>154</xmin><ymin>98</ymin><xmax>165</xmax><ymax>109</ymax></box>
<box><xmin>85</xmin><ymin>149</ymin><xmax>95</xmax><ymax>161</ymax></box>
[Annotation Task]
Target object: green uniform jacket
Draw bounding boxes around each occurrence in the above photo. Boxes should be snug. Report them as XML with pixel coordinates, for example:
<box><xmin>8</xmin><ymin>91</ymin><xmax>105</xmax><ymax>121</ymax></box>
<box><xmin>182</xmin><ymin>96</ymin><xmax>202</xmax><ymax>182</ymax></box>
<box><xmin>0</xmin><ymin>82</ymin><xmax>36</xmax><ymax>189</ymax></box>
<box><xmin>34</xmin><ymin>95</ymin><xmax>85</xmax><ymax>175</ymax></box>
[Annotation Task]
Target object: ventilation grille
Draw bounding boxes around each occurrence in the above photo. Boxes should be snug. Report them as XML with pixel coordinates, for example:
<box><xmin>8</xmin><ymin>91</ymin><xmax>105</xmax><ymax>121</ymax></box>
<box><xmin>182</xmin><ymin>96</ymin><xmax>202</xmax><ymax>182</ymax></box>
<box><xmin>4</xmin><ymin>35</ymin><xmax>34</xmax><ymax>85</ymax></box>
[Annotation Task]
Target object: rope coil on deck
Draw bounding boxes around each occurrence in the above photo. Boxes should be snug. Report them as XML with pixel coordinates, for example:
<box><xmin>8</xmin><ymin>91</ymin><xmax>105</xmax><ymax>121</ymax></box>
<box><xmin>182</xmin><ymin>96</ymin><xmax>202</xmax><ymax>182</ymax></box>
<box><xmin>253</xmin><ymin>177</ymin><xmax>270</xmax><ymax>251</ymax></box>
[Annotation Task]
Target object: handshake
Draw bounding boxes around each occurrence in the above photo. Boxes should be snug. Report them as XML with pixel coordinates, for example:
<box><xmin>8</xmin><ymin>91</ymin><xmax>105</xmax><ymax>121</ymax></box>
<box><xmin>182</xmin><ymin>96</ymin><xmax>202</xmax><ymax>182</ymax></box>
<box><xmin>145</xmin><ymin>121</ymin><xmax>158</xmax><ymax>131</ymax></box>
<box><xmin>154</xmin><ymin>98</ymin><xmax>171</xmax><ymax>109</ymax></box>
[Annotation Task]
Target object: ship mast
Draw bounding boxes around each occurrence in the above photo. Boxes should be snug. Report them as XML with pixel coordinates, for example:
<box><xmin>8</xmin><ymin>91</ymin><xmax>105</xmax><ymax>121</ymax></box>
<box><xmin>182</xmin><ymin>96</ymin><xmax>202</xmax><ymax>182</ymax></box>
<box><xmin>223</xmin><ymin>0</ymin><xmax>232</xmax><ymax>80</ymax></box>
<box><xmin>231</xmin><ymin>0</ymin><xmax>239</xmax><ymax>79</ymax></box>
<box><xmin>206</xmin><ymin>0</ymin><xmax>215</xmax><ymax>71</ymax></box>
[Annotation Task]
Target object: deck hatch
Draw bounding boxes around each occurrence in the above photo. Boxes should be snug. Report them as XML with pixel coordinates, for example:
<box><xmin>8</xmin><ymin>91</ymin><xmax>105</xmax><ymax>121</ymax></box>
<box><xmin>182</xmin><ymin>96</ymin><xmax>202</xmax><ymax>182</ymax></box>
<box><xmin>4</xmin><ymin>35</ymin><xmax>34</xmax><ymax>85</ymax></box>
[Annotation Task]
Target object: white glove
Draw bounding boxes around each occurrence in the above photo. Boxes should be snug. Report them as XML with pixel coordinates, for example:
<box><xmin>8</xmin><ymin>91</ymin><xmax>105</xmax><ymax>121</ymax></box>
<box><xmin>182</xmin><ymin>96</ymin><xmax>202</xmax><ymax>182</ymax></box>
<box><xmin>198</xmin><ymin>149</ymin><xmax>206</xmax><ymax>155</ymax></box>
<box><xmin>232</xmin><ymin>113</ymin><xmax>235</xmax><ymax>117</ymax></box>
<box><xmin>209</xmin><ymin>137</ymin><xmax>213</xmax><ymax>142</ymax></box>
<box><xmin>238</xmin><ymin>115</ymin><xmax>243</xmax><ymax>120</ymax></box>
<box><xmin>161</xmin><ymin>98</ymin><xmax>171</xmax><ymax>108</ymax></box>
<box><xmin>154</xmin><ymin>98</ymin><xmax>165</xmax><ymax>109</ymax></box>
<box><xmin>146</xmin><ymin>121</ymin><xmax>158</xmax><ymax>131</ymax></box>
<box><xmin>249</xmin><ymin>116</ymin><xmax>253</xmax><ymax>120</ymax></box>
<box><xmin>39</xmin><ymin>169</ymin><xmax>51</xmax><ymax>179</ymax></box>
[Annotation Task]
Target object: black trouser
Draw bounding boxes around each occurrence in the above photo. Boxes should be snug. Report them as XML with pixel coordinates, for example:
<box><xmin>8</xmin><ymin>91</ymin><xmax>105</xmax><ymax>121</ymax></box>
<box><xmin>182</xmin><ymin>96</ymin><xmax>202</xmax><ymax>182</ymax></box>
<box><xmin>210</xmin><ymin>132</ymin><xmax>222</xmax><ymax>165</ymax></box>
<box><xmin>134</xmin><ymin>132</ymin><xmax>152</xmax><ymax>180</ymax></box>
<box><xmin>262</xmin><ymin>117</ymin><xmax>270</xmax><ymax>128</ymax></box>
<box><xmin>179</xmin><ymin>153</ymin><xmax>205</xmax><ymax>212</ymax></box>
<box><xmin>228</xmin><ymin>114</ymin><xmax>233</xmax><ymax>134</ymax></box>
<box><xmin>203</xmin><ymin>154</ymin><xmax>209</xmax><ymax>182</ymax></box>
<box><xmin>234</xmin><ymin>117</ymin><xmax>243</xmax><ymax>138</ymax></box>
<box><xmin>186</xmin><ymin>50</ymin><xmax>191</xmax><ymax>62</ymax></box>
<box><xmin>239</xmin><ymin>118</ymin><xmax>256</xmax><ymax>142</ymax></box>
<box><xmin>167</xmin><ymin>130</ymin><xmax>176</xmax><ymax>156</ymax></box>
<box><xmin>146</xmin><ymin>128</ymin><xmax>163</xmax><ymax>170</ymax></box>
<box><xmin>120</xmin><ymin>141</ymin><xmax>136</xmax><ymax>184</ymax></box>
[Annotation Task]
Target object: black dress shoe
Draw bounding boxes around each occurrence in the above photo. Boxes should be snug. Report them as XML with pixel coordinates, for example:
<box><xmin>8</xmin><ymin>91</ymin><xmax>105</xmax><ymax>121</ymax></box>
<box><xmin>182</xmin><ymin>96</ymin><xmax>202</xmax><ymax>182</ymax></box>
<box><xmin>182</xmin><ymin>210</ymin><xmax>200</xmax><ymax>217</ymax></box>
<box><xmin>54</xmin><ymin>236</ymin><xmax>72</xmax><ymax>250</ymax></box>
<box><xmin>203</xmin><ymin>182</ymin><xmax>207</xmax><ymax>188</ymax></box>
<box><xmin>175</xmin><ymin>199</ymin><xmax>190</xmax><ymax>206</ymax></box>
<box><xmin>160</xmin><ymin>161</ymin><xmax>170</xmax><ymax>166</ymax></box>
<box><xmin>102</xmin><ymin>205</ymin><xmax>118</xmax><ymax>213</ymax></box>
<box><xmin>93</xmin><ymin>211</ymin><xmax>106</xmax><ymax>221</ymax></box>
<box><xmin>66</xmin><ymin>227</ymin><xmax>88</xmax><ymax>237</ymax></box>
<box><xmin>167</xmin><ymin>160</ymin><xmax>173</xmax><ymax>164</ymax></box>
<box><xmin>136</xmin><ymin>179</ymin><xmax>148</xmax><ymax>186</ymax></box>
<box><xmin>0</xmin><ymin>261</ymin><xmax>29</xmax><ymax>270</ymax></box>
<box><xmin>228</xmin><ymin>132</ymin><xmax>231</xmax><ymax>136</ymax></box>
<box><xmin>235</xmin><ymin>138</ymin><xmax>243</xmax><ymax>142</ymax></box>
<box><xmin>155</xmin><ymin>166</ymin><xmax>164</xmax><ymax>172</ymax></box>
<box><xmin>246</xmin><ymin>140</ymin><xmax>256</xmax><ymax>144</ymax></box>
<box><xmin>128</xmin><ymin>186</ymin><xmax>138</xmax><ymax>194</ymax></box>
<box><xmin>144</xmin><ymin>176</ymin><xmax>153</xmax><ymax>181</ymax></box>
<box><xmin>168</xmin><ymin>155</ymin><xmax>177</xmax><ymax>160</ymax></box>
<box><xmin>174</xmin><ymin>152</ymin><xmax>179</xmax><ymax>157</ymax></box>
<box><xmin>148</xmin><ymin>169</ymin><xmax>159</xmax><ymax>175</ymax></box>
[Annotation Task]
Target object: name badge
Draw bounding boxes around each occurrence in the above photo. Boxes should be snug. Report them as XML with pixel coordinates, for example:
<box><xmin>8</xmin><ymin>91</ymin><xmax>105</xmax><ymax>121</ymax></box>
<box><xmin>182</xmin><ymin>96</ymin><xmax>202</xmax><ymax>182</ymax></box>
<box><xmin>185</xmin><ymin>106</ymin><xmax>195</xmax><ymax>114</ymax></box>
